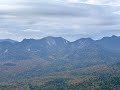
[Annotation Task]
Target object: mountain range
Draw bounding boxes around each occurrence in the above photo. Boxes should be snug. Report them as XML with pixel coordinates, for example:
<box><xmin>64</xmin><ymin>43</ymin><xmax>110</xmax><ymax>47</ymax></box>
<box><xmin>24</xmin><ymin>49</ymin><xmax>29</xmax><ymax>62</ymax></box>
<box><xmin>0</xmin><ymin>35</ymin><xmax>120</xmax><ymax>60</ymax></box>
<box><xmin>0</xmin><ymin>35</ymin><xmax>120</xmax><ymax>90</ymax></box>
<box><xmin>0</xmin><ymin>35</ymin><xmax>120</xmax><ymax>81</ymax></box>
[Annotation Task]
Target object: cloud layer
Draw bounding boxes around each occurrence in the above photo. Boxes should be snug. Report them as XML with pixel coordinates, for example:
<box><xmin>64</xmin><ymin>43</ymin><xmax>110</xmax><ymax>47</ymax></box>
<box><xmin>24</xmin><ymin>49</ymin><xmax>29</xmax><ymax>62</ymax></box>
<box><xmin>0</xmin><ymin>0</ymin><xmax>120</xmax><ymax>41</ymax></box>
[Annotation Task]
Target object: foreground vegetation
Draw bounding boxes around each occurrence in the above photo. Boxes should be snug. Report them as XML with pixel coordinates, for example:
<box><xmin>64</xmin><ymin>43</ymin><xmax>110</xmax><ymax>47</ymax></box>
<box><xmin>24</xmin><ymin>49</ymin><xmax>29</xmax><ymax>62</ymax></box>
<box><xmin>0</xmin><ymin>77</ymin><xmax>120</xmax><ymax>90</ymax></box>
<box><xmin>0</xmin><ymin>63</ymin><xmax>120</xmax><ymax>90</ymax></box>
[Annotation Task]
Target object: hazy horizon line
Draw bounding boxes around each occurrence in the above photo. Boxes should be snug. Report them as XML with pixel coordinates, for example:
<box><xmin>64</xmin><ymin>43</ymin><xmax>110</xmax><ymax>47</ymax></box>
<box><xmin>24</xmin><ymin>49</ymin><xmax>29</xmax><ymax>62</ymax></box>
<box><xmin>0</xmin><ymin>35</ymin><xmax>119</xmax><ymax>42</ymax></box>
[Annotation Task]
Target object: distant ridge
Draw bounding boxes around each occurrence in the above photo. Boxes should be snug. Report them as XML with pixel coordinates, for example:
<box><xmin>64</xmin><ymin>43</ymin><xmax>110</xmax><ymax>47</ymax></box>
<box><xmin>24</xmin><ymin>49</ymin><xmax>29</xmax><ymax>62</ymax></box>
<box><xmin>17</xmin><ymin>35</ymin><xmax>120</xmax><ymax>43</ymax></box>
<box><xmin>0</xmin><ymin>39</ymin><xmax>18</xmax><ymax>43</ymax></box>
<box><xmin>0</xmin><ymin>35</ymin><xmax>120</xmax><ymax>81</ymax></box>
<box><xmin>1</xmin><ymin>35</ymin><xmax>119</xmax><ymax>43</ymax></box>
<box><xmin>0</xmin><ymin>35</ymin><xmax>120</xmax><ymax>61</ymax></box>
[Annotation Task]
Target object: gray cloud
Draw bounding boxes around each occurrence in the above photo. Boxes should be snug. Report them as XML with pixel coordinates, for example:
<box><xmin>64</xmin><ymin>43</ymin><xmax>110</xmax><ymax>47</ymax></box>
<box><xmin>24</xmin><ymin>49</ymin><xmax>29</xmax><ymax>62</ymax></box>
<box><xmin>0</xmin><ymin>0</ymin><xmax>120</xmax><ymax>41</ymax></box>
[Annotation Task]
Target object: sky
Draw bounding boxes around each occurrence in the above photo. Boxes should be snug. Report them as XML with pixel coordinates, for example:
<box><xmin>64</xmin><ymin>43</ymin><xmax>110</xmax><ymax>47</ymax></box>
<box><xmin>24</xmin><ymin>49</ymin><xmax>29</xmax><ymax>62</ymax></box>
<box><xmin>0</xmin><ymin>0</ymin><xmax>120</xmax><ymax>41</ymax></box>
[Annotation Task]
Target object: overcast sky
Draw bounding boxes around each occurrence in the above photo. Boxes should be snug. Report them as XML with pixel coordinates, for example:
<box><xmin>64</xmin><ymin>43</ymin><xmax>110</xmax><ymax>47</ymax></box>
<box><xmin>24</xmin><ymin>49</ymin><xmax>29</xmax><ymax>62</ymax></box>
<box><xmin>0</xmin><ymin>0</ymin><xmax>120</xmax><ymax>41</ymax></box>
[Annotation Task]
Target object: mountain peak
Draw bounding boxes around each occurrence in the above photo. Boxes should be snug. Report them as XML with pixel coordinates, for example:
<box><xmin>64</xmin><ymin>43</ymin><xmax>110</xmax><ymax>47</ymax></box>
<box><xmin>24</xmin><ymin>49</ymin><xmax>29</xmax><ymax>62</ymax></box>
<box><xmin>101</xmin><ymin>35</ymin><xmax>119</xmax><ymax>40</ymax></box>
<box><xmin>22</xmin><ymin>38</ymin><xmax>35</xmax><ymax>43</ymax></box>
<box><xmin>74</xmin><ymin>37</ymin><xmax>94</xmax><ymax>44</ymax></box>
<box><xmin>111</xmin><ymin>35</ymin><xmax>118</xmax><ymax>38</ymax></box>
<box><xmin>41</xmin><ymin>36</ymin><xmax>69</xmax><ymax>45</ymax></box>
<box><xmin>0</xmin><ymin>39</ymin><xmax>18</xmax><ymax>44</ymax></box>
<box><xmin>42</xmin><ymin>36</ymin><xmax>65</xmax><ymax>40</ymax></box>
<box><xmin>96</xmin><ymin>35</ymin><xmax>120</xmax><ymax>50</ymax></box>
<box><xmin>79</xmin><ymin>38</ymin><xmax>94</xmax><ymax>41</ymax></box>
